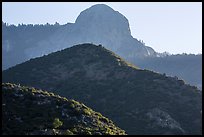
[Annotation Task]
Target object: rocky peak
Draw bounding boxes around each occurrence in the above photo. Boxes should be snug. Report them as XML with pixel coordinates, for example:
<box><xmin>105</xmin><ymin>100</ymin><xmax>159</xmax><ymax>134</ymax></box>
<box><xmin>75</xmin><ymin>4</ymin><xmax>131</xmax><ymax>37</ymax></box>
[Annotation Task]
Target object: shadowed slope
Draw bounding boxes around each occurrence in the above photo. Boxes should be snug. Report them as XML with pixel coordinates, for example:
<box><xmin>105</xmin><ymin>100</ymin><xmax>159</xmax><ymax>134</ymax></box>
<box><xmin>2</xmin><ymin>43</ymin><xmax>202</xmax><ymax>135</ymax></box>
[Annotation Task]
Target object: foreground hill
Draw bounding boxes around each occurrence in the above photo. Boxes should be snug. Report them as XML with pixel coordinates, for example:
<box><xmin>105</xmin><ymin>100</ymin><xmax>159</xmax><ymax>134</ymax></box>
<box><xmin>2</xmin><ymin>83</ymin><xmax>126</xmax><ymax>135</ymax></box>
<box><xmin>2</xmin><ymin>43</ymin><xmax>202</xmax><ymax>135</ymax></box>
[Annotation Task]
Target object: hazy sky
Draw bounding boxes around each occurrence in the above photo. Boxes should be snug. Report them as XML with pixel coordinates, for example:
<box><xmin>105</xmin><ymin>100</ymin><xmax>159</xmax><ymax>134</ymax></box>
<box><xmin>2</xmin><ymin>2</ymin><xmax>202</xmax><ymax>54</ymax></box>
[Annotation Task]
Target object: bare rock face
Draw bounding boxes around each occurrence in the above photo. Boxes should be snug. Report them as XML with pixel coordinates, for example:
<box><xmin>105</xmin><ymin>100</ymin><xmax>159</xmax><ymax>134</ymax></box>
<box><xmin>74</xmin><ymin>4</ymin><xmax>131</xmax><ymax>38</ymax></box>
<box><xmin>146</xmin><ymin>108</ymin><xmax>185</xmax><ymax>135</ymax></box>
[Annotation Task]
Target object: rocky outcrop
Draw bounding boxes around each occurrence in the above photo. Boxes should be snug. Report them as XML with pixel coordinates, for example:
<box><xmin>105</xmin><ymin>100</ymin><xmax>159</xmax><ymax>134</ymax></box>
<box><xmin>146</xmin><ymin>108</ymin><xmax>185</xmax><ymax>134</ymax></box>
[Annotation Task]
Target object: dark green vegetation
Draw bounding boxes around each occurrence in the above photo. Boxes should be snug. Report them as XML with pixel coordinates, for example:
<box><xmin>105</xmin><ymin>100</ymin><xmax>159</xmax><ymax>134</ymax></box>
<box><xmin>2</xmin><ymin>83</ymin><xmax>126</xmax><ymax>135</ymax></box>
<box><xmin>2</xmin><ymin>43</ymin><xmax>202</xmax><ymax>135</ymax></box>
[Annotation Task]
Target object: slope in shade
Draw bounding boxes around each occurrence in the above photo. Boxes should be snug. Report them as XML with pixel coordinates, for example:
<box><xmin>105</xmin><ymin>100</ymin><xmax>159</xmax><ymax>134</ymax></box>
<box><xmin>2</xmin><ymin>43</ymin><xmax>202</xmax><ymax>135</ymax></box>
<box><xmin>2</xmin><ymin>83</ymin><xmax>126</xmax><ymax>135</ymax></box>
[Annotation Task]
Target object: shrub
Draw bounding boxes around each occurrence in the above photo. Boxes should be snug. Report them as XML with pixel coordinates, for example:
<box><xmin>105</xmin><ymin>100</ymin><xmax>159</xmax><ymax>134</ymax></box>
<box><xmin>83</xmin><ymin>108</ymin><xmax>92</xmax><ymax>115</ymax></box>
<box><xmin>64</xmin><ymin>129</ymin><xmax>74</xmax><ymax>135</ymax></box>
<box><xmin>53</xmin><ymin>118</ymin><xmax>63</xmax><ymax>129</ymax></box>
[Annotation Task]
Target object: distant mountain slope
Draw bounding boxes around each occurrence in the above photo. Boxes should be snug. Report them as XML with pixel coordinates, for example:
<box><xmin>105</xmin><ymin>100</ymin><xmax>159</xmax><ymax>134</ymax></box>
<box><xmin>2</xmin><ymin>22</ymin><xmax>71</xmax><ymax>70</ymax></box>
<box><xmin>2</xmin><ymin>43</ymin><xmax>202</xmax><ymax>135</ymax></box>
<box><xmin>129</xmin><ymin>54</ymin><xmax>202</xmax><ymax>90</ymax></box>
<box><xmin>2</xmin><ymin>83</ymin><xmax>126</xmax><ymax>135</ymax></box>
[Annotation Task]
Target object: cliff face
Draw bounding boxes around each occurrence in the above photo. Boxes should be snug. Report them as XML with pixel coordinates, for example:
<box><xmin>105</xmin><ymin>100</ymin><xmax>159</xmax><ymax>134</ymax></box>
<box><xmin>2</xmin><ymin>83</ymin><xmax>126</xmax><ymax>135</ymax></box>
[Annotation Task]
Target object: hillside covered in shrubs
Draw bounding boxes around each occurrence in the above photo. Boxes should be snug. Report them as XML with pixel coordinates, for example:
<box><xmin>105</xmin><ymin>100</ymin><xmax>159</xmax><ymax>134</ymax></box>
<box><xmin>2</xmin><ymin>43</ymin><xmax>202</xmax><ymax>135</ymax></box>
<box><xmin>2</xmin><ymin>83</ymin><xmax>126</xmax><ymax>135</ymax></box>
